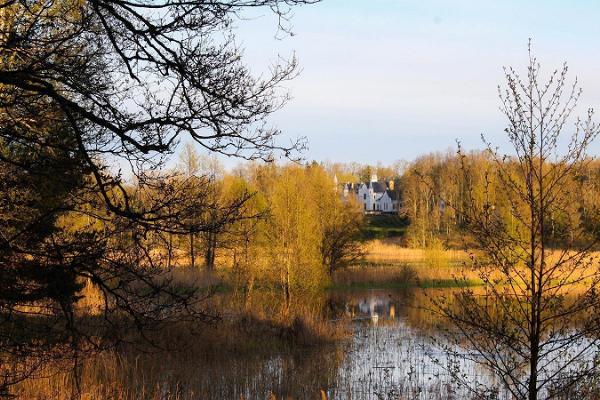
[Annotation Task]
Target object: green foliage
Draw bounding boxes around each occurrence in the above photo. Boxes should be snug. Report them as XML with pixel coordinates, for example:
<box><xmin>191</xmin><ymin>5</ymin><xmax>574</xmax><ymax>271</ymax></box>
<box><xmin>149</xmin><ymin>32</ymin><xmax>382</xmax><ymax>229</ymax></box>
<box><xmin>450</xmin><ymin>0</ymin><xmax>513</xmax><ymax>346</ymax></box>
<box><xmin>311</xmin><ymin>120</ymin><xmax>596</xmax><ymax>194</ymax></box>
<box><xmin>360</xmin><ymin>214</ymin><xmax>408</xmax><ymax>240</ymax></box>
<box><xmin>399</xmin><ymin>150</ymin><xmax>600</xmax><ymax>249</ymax></box>
<box><xmin>213</xmin><ymin>163</ymin><xmax>365</xmax><ymax>312</ymax></box>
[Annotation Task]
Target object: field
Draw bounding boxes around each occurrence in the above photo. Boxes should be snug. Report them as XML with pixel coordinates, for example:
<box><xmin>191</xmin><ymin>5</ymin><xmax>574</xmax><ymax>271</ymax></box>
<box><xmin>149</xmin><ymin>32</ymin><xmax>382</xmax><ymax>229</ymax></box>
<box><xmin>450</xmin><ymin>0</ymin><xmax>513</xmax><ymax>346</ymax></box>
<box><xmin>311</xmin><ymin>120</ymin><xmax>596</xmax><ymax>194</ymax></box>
<box><xmin>360</xmin><ymin>214</ymin><xmax>409</xmax><ymax>240</ymax></box>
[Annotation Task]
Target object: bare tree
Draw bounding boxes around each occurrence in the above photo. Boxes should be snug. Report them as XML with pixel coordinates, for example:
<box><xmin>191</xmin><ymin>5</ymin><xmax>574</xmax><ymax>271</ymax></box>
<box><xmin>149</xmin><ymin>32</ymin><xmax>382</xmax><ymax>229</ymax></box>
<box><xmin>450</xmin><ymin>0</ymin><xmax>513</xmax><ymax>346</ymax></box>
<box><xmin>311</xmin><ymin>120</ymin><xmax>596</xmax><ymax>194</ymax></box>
<box><xmin>0</xmin><ymin>0</ymin><xmax>317</xmax><ymax>394</ymax></box>
<box><xmin>0</xmin><ymin>0</ymin><xmax>315</xmax><ymax>221</ymax></box>
<box><xmin>434</xmin><ymin>45</ymin><xmax>600</xmax><ymax>400</ymax></box>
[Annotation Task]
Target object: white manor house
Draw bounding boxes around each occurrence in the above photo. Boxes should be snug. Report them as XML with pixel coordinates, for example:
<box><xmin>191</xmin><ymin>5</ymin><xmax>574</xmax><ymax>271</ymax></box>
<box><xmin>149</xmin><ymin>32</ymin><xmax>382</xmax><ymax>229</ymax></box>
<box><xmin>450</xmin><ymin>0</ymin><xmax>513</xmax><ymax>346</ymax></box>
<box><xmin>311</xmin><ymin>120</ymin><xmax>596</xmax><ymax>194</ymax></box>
<box><xmin>339</xmin><ymin>174</ymin><xmax>400</xmax><ymax>213</ymax></box>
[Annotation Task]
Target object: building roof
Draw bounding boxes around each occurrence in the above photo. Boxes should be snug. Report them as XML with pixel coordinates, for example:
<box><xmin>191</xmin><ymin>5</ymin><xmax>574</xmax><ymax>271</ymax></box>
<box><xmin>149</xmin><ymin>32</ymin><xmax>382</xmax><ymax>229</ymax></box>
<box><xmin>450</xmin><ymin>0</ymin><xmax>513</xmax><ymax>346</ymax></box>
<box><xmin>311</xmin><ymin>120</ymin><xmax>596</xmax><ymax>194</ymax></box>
<box><xmin>386</xmin><ymin>190</ymin><xmax>399</xmax><ymax>201</ymax></box>
<box><xmin>369</xmin><ymin>181</ymin><xmax>387</xmax><ymax>193</ymax></box>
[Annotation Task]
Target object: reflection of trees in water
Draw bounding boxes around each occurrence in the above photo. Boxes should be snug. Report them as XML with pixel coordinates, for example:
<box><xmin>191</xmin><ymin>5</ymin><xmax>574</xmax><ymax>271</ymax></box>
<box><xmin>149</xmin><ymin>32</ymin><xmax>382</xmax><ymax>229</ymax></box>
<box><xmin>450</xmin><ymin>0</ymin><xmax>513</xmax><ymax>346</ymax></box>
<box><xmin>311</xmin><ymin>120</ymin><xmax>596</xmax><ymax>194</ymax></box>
<box><xmin>325</xmin><ymin>288</ymin><xmax>600</xmax><ymax>399</ymax></box>
<box><xmin>325</xmin><ymin>289</ymin><xmax>516</xmax><ymax>399</ymax></box>
<box><xmin>15</xmin><ymin>289</ymin><xmax>600</xmax><ymax>399</ymax></box>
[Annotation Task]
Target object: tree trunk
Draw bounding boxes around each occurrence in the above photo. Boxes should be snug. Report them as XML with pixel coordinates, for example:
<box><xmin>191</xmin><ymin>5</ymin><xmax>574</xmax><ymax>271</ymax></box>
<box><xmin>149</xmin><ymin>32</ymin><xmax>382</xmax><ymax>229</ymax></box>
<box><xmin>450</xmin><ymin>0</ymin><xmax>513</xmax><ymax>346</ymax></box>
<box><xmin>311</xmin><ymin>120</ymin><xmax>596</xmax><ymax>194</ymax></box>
<box><xmin>167</xmin><ymin>232</ymin><xmax>173</xmax><ymax>269</ymax></box>
<box><xmin>190</xmin><ymin>232</ymin><xmax>195</xmax><ymax>269</ymax></box>
<box><xmin>284</xmin><ymin>266</ymin><xmax>291</xmax><ymax>313</ymax></box>
<box><xmin>283</xmin><ymin>250</ymin><xmax>291</xmax><ymax>314</ymax></box>
<box><xmin>529</xmin><ymin>345</ymin><xmax>539</xmax><ymax>400</ymax></box>
<box><xmin>245</xmin><ymin>275</ymin><xmax>255</xmax><ymax>310</ymax></box>
<box><xmin>205</xmin><ymin>231</ymin><xmax>217</xmax><ymax>270</ymax></box>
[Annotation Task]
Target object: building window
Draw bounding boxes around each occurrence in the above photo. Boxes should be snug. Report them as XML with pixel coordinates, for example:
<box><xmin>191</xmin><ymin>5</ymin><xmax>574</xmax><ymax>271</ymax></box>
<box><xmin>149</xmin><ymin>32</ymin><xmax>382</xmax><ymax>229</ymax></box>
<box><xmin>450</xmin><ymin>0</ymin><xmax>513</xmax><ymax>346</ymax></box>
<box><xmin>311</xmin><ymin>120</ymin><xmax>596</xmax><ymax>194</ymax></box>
<box><xmin>364</xmin><ymin>203</ymin><xmax>366</xmax><ymax>211</ymax></box>
<box><xmin>373</xmin><ymin>204</ymin><xmax>376</xmax><ymax>211</ymax></box>
<box><xmin>363</xmin><ymin>193</ymin><xmax>366</xmax><ymax>200</ymax></box>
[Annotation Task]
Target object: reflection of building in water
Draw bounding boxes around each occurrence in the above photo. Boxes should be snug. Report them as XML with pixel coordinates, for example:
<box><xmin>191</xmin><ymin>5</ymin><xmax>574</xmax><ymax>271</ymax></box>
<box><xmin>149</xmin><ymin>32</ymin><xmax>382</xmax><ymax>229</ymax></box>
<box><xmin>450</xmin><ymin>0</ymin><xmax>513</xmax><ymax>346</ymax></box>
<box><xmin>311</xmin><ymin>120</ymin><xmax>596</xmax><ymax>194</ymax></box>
<box><xmin>354</xmin><ymin>294</ymin><xmax>394</xmax><ymax>321</ymax></box>
<box><xmin>371</xmin><ymin>313</ymin><xmax>379</xmax><ymax>325</ymax></box>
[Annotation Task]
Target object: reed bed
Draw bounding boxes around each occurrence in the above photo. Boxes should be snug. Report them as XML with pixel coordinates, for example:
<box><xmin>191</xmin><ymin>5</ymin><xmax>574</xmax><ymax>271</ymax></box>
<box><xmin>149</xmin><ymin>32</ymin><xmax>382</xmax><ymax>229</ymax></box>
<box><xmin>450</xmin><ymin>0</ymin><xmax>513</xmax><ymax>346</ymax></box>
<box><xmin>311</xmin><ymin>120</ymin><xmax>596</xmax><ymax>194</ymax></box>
<box><xmin>363</xmin><ymin>239</ymin><xmax>468</xmax><ymax>265</ymax></box>
<box><xmin>357</xmin><ymin>240</ymin><xmax>600</xmax><ymax>289</ymax></box>
<box><xmin>14</xmin><ymin>300</ymin><xmax>349</xmax><ymax>400</ymax></box>
<box><xmin>330</xmin><ymin>239</ymin><xmax>481</xmax><ymax>289</ymax></box>
<box><xmin>332</xmin><ymin>264</ymin><xmax>481</xmax><ymax>289</ymax></box>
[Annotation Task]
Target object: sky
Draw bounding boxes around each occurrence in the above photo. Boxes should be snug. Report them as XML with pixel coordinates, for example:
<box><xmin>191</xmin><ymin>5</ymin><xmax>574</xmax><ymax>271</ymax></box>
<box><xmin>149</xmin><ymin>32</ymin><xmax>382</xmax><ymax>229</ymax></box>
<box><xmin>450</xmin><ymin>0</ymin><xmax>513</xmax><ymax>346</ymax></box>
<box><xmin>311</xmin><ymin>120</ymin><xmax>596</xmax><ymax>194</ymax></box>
<box><xmin>210</xmin><ymin>0</ymin><xmax>600</xmax><ymax>167</ymax></box>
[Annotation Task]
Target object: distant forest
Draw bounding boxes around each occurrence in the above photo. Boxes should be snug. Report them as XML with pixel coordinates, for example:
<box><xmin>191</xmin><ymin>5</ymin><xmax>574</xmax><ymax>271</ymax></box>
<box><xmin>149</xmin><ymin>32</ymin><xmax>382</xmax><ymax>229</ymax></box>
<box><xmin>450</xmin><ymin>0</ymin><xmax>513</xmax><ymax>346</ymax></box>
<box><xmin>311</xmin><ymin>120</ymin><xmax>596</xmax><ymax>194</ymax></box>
<box><xmin>327</xmin><ymin>151</ymin><xmax>600</xmax><ymax>249</ymax></box>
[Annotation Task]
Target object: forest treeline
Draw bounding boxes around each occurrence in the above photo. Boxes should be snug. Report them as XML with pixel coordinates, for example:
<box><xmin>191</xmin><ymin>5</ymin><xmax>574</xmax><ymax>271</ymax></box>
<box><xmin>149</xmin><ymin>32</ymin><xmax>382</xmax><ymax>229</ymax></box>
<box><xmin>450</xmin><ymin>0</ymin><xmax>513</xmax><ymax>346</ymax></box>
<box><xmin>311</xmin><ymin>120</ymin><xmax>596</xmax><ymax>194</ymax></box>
<box><xmin>400</xmin><ymin>150</ymin><xmax>600</xmax><ymax>248</ymax></box>
<box><xmin>327</xmin><ymin>150</ymin><xmax>600</xmax><ymax>249</ymax></box>
<box><xmin>127</xmin><ymin>144</ymin><xmax>600</xmax><ymax>282</ymax></box>
<box><xmin>151</xmin><ymin>146</ymin><xmax>600</xmax><ymax>278</ymax></box>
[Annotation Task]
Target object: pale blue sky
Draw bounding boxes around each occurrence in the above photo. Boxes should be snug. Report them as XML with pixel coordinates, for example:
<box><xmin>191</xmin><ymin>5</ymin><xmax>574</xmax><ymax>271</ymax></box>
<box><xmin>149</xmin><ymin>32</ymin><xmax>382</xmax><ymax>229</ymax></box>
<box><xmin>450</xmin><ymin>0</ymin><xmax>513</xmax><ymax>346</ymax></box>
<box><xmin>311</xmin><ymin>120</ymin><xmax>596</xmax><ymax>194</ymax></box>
<box><xmin>228</xmin><ymin>1</ymin><xmax>600</xmax><ymax>165</ymax></box>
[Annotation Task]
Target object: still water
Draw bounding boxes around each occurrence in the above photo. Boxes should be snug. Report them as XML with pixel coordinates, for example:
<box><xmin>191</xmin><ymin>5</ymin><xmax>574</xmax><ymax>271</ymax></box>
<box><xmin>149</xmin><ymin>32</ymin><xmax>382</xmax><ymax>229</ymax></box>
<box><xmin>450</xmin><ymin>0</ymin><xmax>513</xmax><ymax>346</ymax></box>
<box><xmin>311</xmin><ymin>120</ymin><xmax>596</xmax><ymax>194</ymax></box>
<box><xmin>57</xmin><ymin>288</ymin><xmax>595</xmax><ymax>400</ymax></box>
<box><xmin>153</xmin><ymin>289</ymin><xmax>507</xmax><ymax>399</ymax></box>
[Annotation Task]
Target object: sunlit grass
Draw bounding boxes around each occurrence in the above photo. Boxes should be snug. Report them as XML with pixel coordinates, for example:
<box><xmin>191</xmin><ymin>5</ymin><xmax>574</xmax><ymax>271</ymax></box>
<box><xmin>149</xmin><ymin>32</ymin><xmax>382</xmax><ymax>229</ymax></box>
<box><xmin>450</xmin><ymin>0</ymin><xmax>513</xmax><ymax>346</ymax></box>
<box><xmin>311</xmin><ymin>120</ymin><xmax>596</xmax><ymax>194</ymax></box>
<box><xmin>363</xmin><ymin>239</ymin><xmax>468</xmax><ymax>265</ymax></box>
<box><xmin>356</xmin><ymin>239</ymin><xmax>600</xmax><ymax>290</ymax></box>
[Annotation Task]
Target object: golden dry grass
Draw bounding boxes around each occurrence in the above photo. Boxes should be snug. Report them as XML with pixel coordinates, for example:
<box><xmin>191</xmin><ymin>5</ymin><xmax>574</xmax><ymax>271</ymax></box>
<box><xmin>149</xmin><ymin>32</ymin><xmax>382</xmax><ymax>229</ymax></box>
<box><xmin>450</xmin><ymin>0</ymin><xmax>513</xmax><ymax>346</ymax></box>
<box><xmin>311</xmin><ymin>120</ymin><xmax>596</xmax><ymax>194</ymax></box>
<box><xmin>363</xmin><ymin>239</ymin><xmax>467</xmax><ymax>265</ymax></box>
<box><xmin>360</xmin><ymin>239</ymin><xmax>600</xmax><ymax>288</ymax></box>
<box><xmin>16</xmin><ymin>289</ymin><xmax>348</xmax><ymax>399</ymax></box>
<box><xmin>347</xmin><ymin>239</ymin><xmax>478</xmax><ymax>287</ymax></box>
<box><xmin>333</xmin><ymin>264</ymin><xmax>482</xmax><ymax>288</ymax></box>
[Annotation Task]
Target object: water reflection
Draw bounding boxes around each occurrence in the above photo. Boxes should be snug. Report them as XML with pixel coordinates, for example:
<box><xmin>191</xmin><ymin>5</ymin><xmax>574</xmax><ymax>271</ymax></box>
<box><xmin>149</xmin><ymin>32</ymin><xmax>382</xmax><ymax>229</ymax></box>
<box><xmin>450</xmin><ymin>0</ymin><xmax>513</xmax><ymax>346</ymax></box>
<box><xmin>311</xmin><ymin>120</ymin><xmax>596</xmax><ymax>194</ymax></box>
<box><xmin>21</xmin><ymin>288</ymin><xmax>595</xmax><ymax>399</ymax></box>
<box><xmin>202</xmin><ymin>288</ymin><xmax>487</xmax><ymax>399</ymax></box>
<box><xmin>327</xmin><ymin>290</ymin><xmax>490</xmax><ymax>399</ymax></box>
<box><xmin>331</xmin><ymin>289</ymin><xmax>420</xmax><ymax>327</ymax></box>
<box><xmin>356</xmin><ymin>293</ymin><xmax>392</xmax><ymax>322</ymax></box>
<box><xmin>185</xmin><ymin>289</ymin><xmax>484</xmax><ymax>399</ymax></box>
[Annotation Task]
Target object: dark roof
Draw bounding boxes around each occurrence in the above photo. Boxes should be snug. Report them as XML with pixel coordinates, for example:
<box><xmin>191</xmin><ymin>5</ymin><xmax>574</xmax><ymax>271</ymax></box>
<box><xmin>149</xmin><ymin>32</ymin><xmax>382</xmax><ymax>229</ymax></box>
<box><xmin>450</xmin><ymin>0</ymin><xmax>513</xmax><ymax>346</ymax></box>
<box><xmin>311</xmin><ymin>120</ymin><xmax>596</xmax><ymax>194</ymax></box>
<box><xmin>386</xmin><ymin>190</ymin><xmax>399</xmax><ymax>201</ymax></box>
<box><xmin>369</xmin><ymin>181</ymin><xmax>387</xmax><ymax>193</ymax></box>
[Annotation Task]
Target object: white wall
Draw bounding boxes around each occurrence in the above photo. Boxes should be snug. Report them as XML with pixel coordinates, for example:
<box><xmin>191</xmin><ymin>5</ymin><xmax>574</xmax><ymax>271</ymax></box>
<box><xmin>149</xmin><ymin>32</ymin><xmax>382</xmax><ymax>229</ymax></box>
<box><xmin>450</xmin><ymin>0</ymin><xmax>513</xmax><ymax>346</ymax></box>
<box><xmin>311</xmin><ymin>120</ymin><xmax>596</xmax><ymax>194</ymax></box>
<box><xmin>355</xmin><ymin>184</ymin><xmax>399</xmax><ymax>213</ymax></box>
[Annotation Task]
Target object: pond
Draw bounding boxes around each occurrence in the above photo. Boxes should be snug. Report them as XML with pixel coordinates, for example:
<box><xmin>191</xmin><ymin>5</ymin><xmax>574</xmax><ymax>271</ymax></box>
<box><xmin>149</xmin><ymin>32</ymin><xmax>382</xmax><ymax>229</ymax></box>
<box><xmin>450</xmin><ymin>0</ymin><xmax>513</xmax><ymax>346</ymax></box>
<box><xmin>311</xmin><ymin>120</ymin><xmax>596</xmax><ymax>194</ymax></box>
<box><xmin>132</xmin><ymin>288</ymin><xmax>508</xmax><ymax>400</ymax></box>
<box><xmin>20</xmin><ymin>288</ymin><xmax>596</xmax><ymax>399</ymax></box>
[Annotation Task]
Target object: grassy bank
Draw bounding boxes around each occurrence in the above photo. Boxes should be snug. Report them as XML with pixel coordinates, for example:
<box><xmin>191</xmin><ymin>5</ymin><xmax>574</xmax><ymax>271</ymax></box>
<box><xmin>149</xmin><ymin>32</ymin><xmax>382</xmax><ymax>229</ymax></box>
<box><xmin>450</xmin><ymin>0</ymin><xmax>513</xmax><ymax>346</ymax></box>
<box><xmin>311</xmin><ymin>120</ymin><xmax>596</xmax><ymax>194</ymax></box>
<box><xmin>363</xmin><ymin>239</ymin><xmax>468</xmax><ymax>265</ymax></box>
<box><xmin>349</xmin><ymin>239</ymin><xmax>600</xmax><ymax>290</ymax></box>
<box><xmin>360</xmin><ymin>214</ymin><xmax>408</xmax><ymax>240</ymax></box>
<box><xmin>329</xmin><ymin>238</ymin><xmax>482</xmax><ymax>290</ymax></box>
<box><xmin>330</xmin><ymin>263</ymin><xmax>482</xmax><ymax>290</ymax></box>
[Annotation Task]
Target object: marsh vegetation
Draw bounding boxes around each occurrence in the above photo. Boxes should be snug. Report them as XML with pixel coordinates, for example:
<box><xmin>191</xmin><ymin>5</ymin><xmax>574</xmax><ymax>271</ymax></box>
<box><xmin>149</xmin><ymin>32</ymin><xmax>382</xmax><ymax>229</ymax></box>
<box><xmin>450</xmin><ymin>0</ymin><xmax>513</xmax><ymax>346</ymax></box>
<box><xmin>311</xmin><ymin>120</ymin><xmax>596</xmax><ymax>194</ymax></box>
<box><xmin>12</xmin><ymin>287</ymin><xmax>600</xmax><ymax>400</ymax></box>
